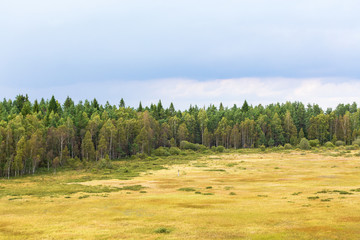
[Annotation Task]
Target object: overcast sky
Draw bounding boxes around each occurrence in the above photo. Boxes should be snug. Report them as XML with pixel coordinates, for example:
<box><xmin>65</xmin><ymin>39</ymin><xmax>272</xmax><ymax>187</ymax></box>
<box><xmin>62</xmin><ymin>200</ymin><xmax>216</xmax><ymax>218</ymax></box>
<box><xmin>1</xmin><ymin>0</ymin><xmax>360</xmax><ymax>109</ymax></box>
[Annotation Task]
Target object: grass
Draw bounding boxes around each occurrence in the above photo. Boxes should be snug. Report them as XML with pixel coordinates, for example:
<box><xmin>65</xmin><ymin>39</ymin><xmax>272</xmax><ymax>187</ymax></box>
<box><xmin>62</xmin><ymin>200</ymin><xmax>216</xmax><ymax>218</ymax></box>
<box><xmin>177</xmin><ymin>187</ymin><xmax>196</xmax><ymax>192</ymax></box>
<box><xmin>2</xmin><ymin>151</ymin><xmax>360</xmax><ymax>239</ymax></box>
<box><xmin>204</xmin><ymin>169</ymin><xmax>226</xmax><ymax>172</ymax></box>
<box><xmin>154</xmin><ymin>227</ymin><xmax>172</xmax><ymax>234</ymax></box>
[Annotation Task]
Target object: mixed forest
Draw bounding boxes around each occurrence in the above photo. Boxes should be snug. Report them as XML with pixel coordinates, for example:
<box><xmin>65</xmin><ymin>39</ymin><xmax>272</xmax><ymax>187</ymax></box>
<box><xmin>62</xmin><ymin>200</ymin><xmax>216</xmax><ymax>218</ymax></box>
<box><xmin>0</xmin><ymin>94</ymin><xmax>359</xmax><ymax>177</ymax></box>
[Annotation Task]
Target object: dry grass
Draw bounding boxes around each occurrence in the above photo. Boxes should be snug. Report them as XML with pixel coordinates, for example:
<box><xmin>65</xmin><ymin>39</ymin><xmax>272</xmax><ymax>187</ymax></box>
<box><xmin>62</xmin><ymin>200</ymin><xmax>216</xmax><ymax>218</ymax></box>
<box><xmin>1</xmin><ymin>151</ymin><xmax>360</xmax><ymax>239</ymax></box>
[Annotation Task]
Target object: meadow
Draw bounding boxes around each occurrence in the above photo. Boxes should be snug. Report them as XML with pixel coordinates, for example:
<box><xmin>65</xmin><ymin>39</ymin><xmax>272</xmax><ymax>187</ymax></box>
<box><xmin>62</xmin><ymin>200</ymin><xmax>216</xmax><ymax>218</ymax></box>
<box><xmin>1</xmin><ymin>149</ymin><xmax>360</xmax><ymax>239</ymax></box>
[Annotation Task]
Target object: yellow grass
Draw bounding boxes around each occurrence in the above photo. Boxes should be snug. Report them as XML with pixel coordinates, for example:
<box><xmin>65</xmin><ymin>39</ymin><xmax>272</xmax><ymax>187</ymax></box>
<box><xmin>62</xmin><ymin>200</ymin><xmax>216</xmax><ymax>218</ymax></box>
<box><xmin>1</xmin><ymin>151</ymin><xmax>360</xmax><ymax>239</ymax></box>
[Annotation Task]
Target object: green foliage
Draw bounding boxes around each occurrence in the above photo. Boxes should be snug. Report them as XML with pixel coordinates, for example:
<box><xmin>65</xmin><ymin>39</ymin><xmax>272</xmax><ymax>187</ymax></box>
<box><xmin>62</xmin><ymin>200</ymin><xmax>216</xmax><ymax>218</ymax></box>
<box><xmin>324</xmin><ymin>141</ymin><xmax>335</xmax><ymax>148</ymax></box>
<box><xmin>180</xmin><ymin>141</ymin><xmax>200</xmax><ymax>151</ymax></box>
<box><xmin>299</xmin><ymin>138</ymin><xmax>310</xmax><ymax>150</ymax></box>
<box><xmin>309</xmin><ymin>139</ymin><xmax>320</xmax><ymax>147</ymax></box>
<box><xmin>335</xmin><ymin>140</ymin><xmax>345</xmax><ymax>146</ymax></box>
<box><xmin>97</xmin><ymin>156</ymin><xmax>113</xmax><ymax>169</ymax></box>
<box><xmin>67</xmin><ymin>158</ymin><xmax>83</xmax><ymax>170</ymax></box>
<box><xmin>284</xmin><ymin>143</ymin><xmax>292</xmax><ymax>149</ymax></box>
<box><xmin>153</xmin><ymin>147</ymin><xmax>170</xmax><ymax>156</ymax></box>
<box><xmin>352</xmin><ymin>138</ymin><xmax>360</xmax><ymax>146</ymax></box>
<box><xmin>1</xmin><ymin>95</ymin><xmax>360</xmax><ymax>177</ymax></box>
<box><xmin>169</xmin><ymin>147</ymin><xmax>181</xmax><ymax>155</ymax></box>
<box><xmin>215</xmin><ymin>146</ymin><xmax>225</xmax><ymax>152</ymax></box>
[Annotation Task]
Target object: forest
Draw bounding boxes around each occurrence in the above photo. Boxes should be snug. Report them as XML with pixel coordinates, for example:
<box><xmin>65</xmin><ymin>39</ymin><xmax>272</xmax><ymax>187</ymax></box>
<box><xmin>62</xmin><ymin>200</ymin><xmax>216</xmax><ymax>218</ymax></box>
<box><xmin>0</xmin><ymin>94</ymin><xmax>359</xmax><ymax>177</ymax></box>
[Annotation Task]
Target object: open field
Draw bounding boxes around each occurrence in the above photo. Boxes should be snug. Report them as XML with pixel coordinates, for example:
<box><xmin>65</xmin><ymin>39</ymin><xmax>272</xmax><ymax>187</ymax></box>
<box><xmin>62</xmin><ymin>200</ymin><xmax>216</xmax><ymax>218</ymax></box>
<box><xmin>1</xmin><ymin>151</ymin><xmax>360</xmax><ymax>239</ymax></box>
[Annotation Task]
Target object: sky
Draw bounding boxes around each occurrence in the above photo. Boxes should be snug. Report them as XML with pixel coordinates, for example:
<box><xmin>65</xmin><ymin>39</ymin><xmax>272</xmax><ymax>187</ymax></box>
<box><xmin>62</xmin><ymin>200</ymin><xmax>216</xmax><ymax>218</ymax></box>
<box><xmin>1</xmin><ymin>0</ymin><xmax>360</xmax><ymax>109</ymax></box>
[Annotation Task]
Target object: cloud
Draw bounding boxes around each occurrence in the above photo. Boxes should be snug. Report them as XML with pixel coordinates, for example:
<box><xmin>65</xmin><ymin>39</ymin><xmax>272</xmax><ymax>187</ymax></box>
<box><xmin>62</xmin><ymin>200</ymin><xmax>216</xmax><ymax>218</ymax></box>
<box><xmin>1</xmin><ymin>78</ymin><xmax>360</xmax><ymax>110</ymax></box>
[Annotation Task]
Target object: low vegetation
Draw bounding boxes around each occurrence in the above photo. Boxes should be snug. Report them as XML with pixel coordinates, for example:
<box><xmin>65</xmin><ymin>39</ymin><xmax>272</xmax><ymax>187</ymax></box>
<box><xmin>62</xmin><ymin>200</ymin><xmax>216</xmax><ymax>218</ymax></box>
<box><xmin>1</xmin><ymin>150</ymin><xmax>360</xmax><ymax>239</ymax></box>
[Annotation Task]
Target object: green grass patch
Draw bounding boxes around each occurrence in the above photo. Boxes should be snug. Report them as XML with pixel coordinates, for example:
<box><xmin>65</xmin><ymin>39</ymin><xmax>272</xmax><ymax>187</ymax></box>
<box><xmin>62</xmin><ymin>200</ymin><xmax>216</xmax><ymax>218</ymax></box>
<box><xmin>177</xmin><ymin>187</ymin><xmax>196</xmax><ymax>192</ymax></box>
<box><xmin>154</xmin><ymin>227</ymin><xmax>172</xmax><ymax>234</ymax></box>
<box><xmin>78</xmin><ymin>195</ymin><xmax>90</xmax><ymax>199</ymax></box>
<box><xmin>204</xmin><ymin>169</ymin><xmax>226</xmax><ymax>172</ymax></box>
<box><xmin>121</xmin><ymin>185</ymin><xmax>144</xmax><ymax>191</ymax></box>
<box><xmin>321</xmin><ymin>198</ymin><xmax>332</xmax><ymax>202</ymax></box>
<box><xmin>8</xmin><ymin>197</ymin><xmax>22</xmax><ymax>200</ymax></box>
<box><xmin>333</xmin><ymin>190</ymin><xmax>353</xmax><ymax>195</ymax></box>
<box><xmin>226</xmin><ymin>163</ymin><xmax>238</xmax><ymax>167</ymax></box>
<box><xmin>308</xmin><ymin>196</ymin><xmax>319</xmax><ymax>200</ymax></box>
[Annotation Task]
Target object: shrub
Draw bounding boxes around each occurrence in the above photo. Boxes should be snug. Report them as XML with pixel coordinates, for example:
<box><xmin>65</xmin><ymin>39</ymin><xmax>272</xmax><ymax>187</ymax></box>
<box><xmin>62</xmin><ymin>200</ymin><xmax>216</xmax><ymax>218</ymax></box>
<box><xmin>215</xmin><ymin>146</ymin><xmax>225</xmax><ymax>153</ymax></box>
<box><xmin>97</xmin><ymin>156</ymin><xmax>113</xmax><ymax>169</ymax></box>
<box><xmin>197</xmin><ymin>144</ymin><xmax>208</xmax><ymax>152</ymax></box>
<box><xmin>335</xmin><ymin>140</ymin><xmax>345</xmax><ymax>146</ymax></box>
<box><xmin>345</xmin><ymin>145</ymin><xmax>356</xmax><ymax>150</ymax></box>
<box><xmin>136</xmin><ymin>153</ymin><xmax>147</xmax><ymax>159</ymax></box>
<box><xmin>284</xmin><ymin>143</ymin><xmax>292</xmax><ymax>149</ymax></box>
<box><xmin>180</xmin><ymin>141</ymin><xmax>199</xmax><ymax>151</ymax></box>
<box><xmin>153</xmin><ymin>147</ymin><xmax>170</xmax><ymax>156</ymax></box>
<box><xmin>260</xmin><ymin>145</ymin><xmax>266</xmax><ymax>151</ymax></box>
<box><xmin>277</xmin><ymin>145</ymin><xmax>284</xmax><ymax>151</ymax></box>
<box><xmin>267</xmin><ymin>138</ymin><xmax>275</xmax><ymax>147</ymax></box>
<box><xmin>309</xmin><ymin>139</ymin><xmax>320</xmax><ymax>147</ymax></box>
<box><xmin>169</xmin><ymin>147</ymin><xmax>181</xmax><ymax>155</ymax></box>
<box><xmin>299</xmin><ymin>138</ymin><xmax>310</xmax><ymax>150</ymax></box>
<box><xmin>324</xmin><ymin>141</ymin><xmax>335</xmax><ymax>148</ymax></box>
<box><xmin>67</xmin><ymin>157</ymin><xmax>83</xmax><ymax>169</ymax></box>
<box><xmin>353</xmin><ymin>138</ymin><xmax>360</xmax><ymax>146</ymax></box>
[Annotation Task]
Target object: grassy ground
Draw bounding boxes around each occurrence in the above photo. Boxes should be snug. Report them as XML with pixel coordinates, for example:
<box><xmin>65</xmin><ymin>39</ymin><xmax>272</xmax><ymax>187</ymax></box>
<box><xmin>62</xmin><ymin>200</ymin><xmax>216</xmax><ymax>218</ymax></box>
<box><xmin>1</xmin><ymin>150</ymin><xmax>360</xmax><ymax>239</ymax></box>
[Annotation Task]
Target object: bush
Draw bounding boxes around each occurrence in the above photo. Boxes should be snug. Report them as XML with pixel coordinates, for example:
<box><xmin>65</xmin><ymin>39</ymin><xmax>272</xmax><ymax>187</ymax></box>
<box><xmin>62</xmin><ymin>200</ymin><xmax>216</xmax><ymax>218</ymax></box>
<box><xmin>299</xmin><ymin>138</ymin><xmax>310</xmax><ymax>150</ymax></box>
<box><xmin>345</xmin><ymin>145</ymin><xmax>357</xmax><ymax>150</ymax></box>
<box><xmin>215</xmin><ymin>146</ymin><xmax>225</xmax><ymax>153</ymax></box>
<box><xmin>335</xmin><ymin>140</ymin><xmax>345</xmax><ymax>146</ymax></box>
<box><xmin>309</xmin><ymin>139</ymin><xmax>320</xmax><ymax>147</ymax></box>
<box><xmin>353</xmin><ymin>138</ymin><xmax>360</xmax><ymax>146</ymax></box>
<box><xmin>169</xmin><ymin>147</ymin><xmax>181</xmax><ymax>155</ymax></box>
<box><xmin>135</xmin><ymin>153</ymin><xmax>147</xmax><ymax>159</ymax></box>
<box><xmin>259</xmin><ymin>145</ymin><xmax>266</xmax><ymax>151</ymax></box>
<box><xmin>284</xmin><ymin>143</ymin><xmax>292</xmax><ymax>149</ymax></box>
<box><xmin>97</xmin><ymin>156</ymin><xmax>113</xmax><ymax>169</ymax></box>
<box><xmin>153</xmin><ymin>147</ymin><xmax>170</xmax><ymax>156</ymax></box>
<box><xmin>197</xmin><ymin>144</ymin><xmax>208</xmax><ymax>152</ymax></box>
<box><xmin>67</xmin><ymin>157</ymin><xmax>83</xmax><ymax>169</ymax></box>
<box><xmin>277</xmin><ymin>145</ymin><xmax>284</xmax><ymax>151</ymax></box>
<box><xmin>324</xmin><ymin>141</ymin><xmax>335</xmax><ymax>148</ymax></box>
<box><xmin>180</xmin><ymin>141</ymin><xmax>199</xmax><ymax>151</ymax></box>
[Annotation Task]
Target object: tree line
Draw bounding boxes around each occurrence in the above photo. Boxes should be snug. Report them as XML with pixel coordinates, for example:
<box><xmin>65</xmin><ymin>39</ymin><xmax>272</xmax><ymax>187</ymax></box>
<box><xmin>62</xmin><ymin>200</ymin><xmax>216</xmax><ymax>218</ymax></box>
<box><xmin>0</xmin><ymin>94</ymin><xmax>359</xmax><ymax>177</ymax></box>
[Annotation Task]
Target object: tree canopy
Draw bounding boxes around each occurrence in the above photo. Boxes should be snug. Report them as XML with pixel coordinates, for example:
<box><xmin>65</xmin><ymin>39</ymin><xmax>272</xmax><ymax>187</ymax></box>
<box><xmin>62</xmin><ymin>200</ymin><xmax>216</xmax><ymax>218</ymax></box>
<box><xmin>0</xmin><ymin>95</ymin><xmax>359</xmax><ymax>177</ymax></box>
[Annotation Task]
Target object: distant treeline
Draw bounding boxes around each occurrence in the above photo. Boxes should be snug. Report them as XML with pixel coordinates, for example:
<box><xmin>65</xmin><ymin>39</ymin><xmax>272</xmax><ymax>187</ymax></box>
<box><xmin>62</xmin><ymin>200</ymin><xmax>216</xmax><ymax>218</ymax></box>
<box><xmin>0</xmin><ymin>94</ymin><xmax>359</xmax><ymax>177</ymax></box>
